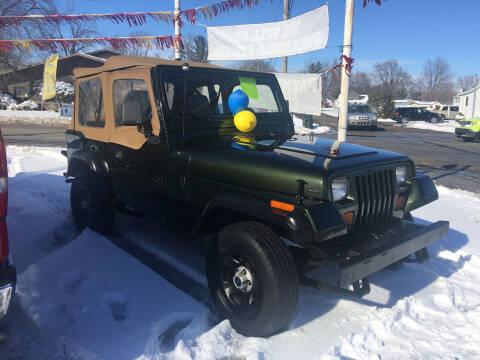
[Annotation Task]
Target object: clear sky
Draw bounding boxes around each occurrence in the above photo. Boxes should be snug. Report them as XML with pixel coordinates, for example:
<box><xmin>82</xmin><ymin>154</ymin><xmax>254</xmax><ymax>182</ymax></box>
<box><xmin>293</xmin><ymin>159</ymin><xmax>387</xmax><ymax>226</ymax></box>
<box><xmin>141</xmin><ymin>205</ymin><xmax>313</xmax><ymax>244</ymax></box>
<box><xmin>57</xmin><ymin>0</ymin><xmax>479</xmax><ymax>76</ymax></box>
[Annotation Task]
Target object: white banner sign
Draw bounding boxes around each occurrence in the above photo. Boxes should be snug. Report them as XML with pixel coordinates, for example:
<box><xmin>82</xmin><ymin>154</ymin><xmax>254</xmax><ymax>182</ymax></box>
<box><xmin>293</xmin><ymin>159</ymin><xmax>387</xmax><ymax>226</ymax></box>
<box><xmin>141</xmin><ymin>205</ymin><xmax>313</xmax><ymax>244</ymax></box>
<box><xmin>207</xmin><ymin>5</ymin><xmax>329</xmax><ymax>61</ymax></box>
<box><xmin>274</xmin><ymin>72</ymin><xmax>322</xmax><ymax>116</ymax></box>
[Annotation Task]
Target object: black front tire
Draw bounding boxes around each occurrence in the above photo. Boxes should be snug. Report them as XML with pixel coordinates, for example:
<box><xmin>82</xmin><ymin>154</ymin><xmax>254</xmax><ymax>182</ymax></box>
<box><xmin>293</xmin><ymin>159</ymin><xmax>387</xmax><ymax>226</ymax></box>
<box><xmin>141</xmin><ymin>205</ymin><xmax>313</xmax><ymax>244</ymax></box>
<box><xmin>400</xmin><ymin>117</ymin><xmax>408</xmax><ymax>124</ymax></box>
<box><xmin>70</xmin><ymin>173</ymin><xmax>114</xmax><ymax>235</ymax></box>
<box><xmin>207</xmin><ymin>222</ymin><xmax>299</xmax><ymax>337</ymax></box>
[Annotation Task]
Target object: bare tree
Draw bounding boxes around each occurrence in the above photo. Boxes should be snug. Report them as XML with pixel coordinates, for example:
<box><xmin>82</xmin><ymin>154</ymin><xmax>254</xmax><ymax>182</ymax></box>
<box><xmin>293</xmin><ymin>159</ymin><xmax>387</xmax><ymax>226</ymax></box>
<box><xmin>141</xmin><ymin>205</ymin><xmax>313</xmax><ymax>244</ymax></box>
<box><xmin>457</xmin><ymin>74</ymin><xmax>480</xmax><ymax>92</ymax></box>
<box><xmin>420</xmin><ymin>57</ymin><xmax>454</xmax><ymax>103</ymax></box>
<box><xmin>0</xmin><ymin>0</ymin><xmax>55</xmax><ymax>70</ymax></box>
<box><xmin>184</xmin><ymin>35</ymin><xmax>208</xmax><ymax>63</ymax></box>
<box><xmin>304</xmin><ymin>58</ymin><xmax>341</xmax><ymax>106</ymax></box>
<box><xmin>372</xmin><ymin>59</ymin><xmax>412</xmax><ymax>99</ymax></box>
<box><xmin>38</xmin><ymin>5</ymin><xmax>97</xmax><ymax>56</ymax></box>
<box><xmin>350</xmin><ymin>71</ymin><xmax>372</xmax><ymax>98</ymax></box>
<box><xmin>235</xmin><ymin>59</ymin><xmax>276</xmax><ymax>72</ymax></box>
<box><xmin>367</xmin><ymin>60</ymin><xmax>412</xmax><ymax>118</ymax></box>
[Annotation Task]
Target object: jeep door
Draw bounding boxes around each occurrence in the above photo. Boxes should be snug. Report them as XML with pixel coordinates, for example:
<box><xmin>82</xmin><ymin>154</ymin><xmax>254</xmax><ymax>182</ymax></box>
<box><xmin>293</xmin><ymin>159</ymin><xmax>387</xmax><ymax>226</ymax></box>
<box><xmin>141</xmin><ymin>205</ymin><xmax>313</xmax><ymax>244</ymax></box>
<box><xmin>106</xmin><ymin>69</ymin><xmax>164</xmax><ymax>211</ymax></box>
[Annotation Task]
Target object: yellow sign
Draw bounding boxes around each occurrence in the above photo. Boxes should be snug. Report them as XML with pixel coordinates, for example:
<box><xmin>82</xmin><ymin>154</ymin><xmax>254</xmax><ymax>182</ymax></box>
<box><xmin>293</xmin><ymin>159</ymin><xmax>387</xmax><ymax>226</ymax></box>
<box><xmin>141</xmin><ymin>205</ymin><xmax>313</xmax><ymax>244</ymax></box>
<box><xmin>42</xmin><ymin>54</ymin><xmax>59</xmax><ymax>101</ymax></box>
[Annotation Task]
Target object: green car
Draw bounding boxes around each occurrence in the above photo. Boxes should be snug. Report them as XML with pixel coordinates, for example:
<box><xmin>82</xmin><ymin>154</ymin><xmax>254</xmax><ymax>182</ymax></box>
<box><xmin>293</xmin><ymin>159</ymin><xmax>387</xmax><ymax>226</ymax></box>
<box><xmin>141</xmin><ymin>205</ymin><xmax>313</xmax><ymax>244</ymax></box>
<box><xmin>455</xmin><ymin>119</ymin><xmax>480</xmax><ymax>141</ymax></box>
<box><xmin>65</xmin><ymin>56</ymin><xmax>449</xmax><ymax>337</ymax></box>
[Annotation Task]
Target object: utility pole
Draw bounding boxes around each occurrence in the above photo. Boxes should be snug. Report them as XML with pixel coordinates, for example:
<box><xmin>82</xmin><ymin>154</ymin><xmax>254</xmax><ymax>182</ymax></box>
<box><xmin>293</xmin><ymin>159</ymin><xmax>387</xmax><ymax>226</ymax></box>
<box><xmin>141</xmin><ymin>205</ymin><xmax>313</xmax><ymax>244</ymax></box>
<box><xmin>282</xmin><ymin>0</ymin><xmax>288</xmax><ymax>72</ymax></box>
<box><xmin>174</xmin><ymin>0</ymin><xmax>183</xmax><ymax>60</ymax></box>
<box><xmin>337</xmin><ymin>0</ymin><xmax>355</xmax><ymax>143</ymax></box>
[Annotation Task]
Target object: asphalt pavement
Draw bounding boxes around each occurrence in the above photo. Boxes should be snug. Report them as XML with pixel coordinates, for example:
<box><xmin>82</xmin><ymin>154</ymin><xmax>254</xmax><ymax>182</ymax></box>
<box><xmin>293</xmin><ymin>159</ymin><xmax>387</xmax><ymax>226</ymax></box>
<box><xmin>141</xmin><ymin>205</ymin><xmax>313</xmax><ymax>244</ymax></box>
<box><xmin>1</xmin><ymin>122</ymin><xmax>479</xmax><ymax>193</ymax></box>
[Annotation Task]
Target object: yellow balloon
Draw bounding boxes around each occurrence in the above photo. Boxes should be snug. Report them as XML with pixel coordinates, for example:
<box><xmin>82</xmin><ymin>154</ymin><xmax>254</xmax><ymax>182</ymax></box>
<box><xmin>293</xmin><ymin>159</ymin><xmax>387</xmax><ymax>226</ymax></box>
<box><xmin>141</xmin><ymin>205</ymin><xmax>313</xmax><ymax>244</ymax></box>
<box><xmin>234</xmin><ymin>110</ymin><xmax>257</xmax><ymax>132</ymax></box>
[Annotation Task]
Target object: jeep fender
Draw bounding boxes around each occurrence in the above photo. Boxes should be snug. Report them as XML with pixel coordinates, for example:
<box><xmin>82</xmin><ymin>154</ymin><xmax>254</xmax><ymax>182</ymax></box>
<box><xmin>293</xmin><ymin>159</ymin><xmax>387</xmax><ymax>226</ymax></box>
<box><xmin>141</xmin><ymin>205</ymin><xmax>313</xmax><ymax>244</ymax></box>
<box><xmin>405</xmin><ymin>173</ymin><xmax>438</xmax><ymax>213</ymax></box>
<box><xmin>194</xmin><ymin>193</ymin><xmax>346</xmax><ymax>246</ymax></box>
<box><xmin>67</xmin><ymin>150</ymin><xmax>109</xmax><ymax>178</ymax></box>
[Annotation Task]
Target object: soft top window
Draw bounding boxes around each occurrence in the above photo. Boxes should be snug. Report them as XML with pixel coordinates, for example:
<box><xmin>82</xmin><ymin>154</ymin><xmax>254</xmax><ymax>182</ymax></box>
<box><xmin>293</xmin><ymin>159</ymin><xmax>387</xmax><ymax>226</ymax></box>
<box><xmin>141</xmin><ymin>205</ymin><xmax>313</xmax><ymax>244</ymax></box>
<box><xmin>114</xmin><ymin>79</ymin><xmax>152</xmax><ymax>127</ymax></box>
<box><xmin>78</xmin><ymin>78</ymin><xmax>104</xmax><ymax>128</ymax></box>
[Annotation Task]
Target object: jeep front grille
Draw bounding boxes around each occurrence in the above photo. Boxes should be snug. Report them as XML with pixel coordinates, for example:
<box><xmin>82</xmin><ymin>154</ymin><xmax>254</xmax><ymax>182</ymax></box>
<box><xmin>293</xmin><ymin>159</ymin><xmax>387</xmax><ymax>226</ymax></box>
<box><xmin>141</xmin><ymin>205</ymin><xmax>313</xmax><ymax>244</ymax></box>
<box><xmin>355</xmin><ymin>169</ymin><xmax>396</xmax><ymax>231</ymax></box>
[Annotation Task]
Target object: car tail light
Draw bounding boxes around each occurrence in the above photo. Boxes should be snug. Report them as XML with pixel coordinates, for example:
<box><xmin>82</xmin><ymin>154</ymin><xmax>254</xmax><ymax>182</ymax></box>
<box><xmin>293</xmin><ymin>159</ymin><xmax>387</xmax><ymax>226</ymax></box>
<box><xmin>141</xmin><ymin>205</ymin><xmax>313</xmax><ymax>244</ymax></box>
<box><xmin>394</xmin><ymin>112</ymin><xmax>399</xmax><ymax>116</ymax></box>
<box><xmin>0</xmin><ymin>128</ymin><xmax>7</xmax><ymax>262</ymax></box>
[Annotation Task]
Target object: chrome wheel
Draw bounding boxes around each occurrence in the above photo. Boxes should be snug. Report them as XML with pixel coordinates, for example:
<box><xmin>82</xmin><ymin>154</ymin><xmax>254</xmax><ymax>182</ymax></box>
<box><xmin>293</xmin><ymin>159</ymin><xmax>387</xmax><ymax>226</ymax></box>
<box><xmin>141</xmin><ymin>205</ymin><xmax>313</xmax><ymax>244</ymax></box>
<box><xmin>220</xmin><ymin>253</ymin><xmax>258</xmax><ymax>316</ymax></box>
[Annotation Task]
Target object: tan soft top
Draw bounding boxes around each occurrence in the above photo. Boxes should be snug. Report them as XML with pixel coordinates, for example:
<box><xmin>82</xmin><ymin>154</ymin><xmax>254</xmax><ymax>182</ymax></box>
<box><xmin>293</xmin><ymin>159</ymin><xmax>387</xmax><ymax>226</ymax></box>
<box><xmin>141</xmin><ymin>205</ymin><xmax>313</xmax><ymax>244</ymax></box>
<box><xmin>73</xmin><ymin>55</ymin><xmax>226</xmax><ymax>79</ymax></box>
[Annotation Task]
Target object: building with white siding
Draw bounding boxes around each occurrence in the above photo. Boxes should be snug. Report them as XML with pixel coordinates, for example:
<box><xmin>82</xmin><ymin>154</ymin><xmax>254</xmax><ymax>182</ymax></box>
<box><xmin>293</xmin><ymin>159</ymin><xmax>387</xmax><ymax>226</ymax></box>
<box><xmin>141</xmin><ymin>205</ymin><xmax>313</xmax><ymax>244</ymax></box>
<box><xmin>454</xmin><ymin>84</ymin><xmax>480</xmax><ymax>119</ymax></box>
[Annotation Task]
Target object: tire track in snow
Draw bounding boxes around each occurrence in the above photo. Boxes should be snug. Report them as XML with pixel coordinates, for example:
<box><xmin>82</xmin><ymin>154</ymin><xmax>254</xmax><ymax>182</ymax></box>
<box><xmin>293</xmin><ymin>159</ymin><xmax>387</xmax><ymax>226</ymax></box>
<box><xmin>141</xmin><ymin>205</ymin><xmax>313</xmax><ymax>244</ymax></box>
<box><xmin>110</xmin><ymin>235</ymin><xmax>216</xmax><ymax>313</ymax></box>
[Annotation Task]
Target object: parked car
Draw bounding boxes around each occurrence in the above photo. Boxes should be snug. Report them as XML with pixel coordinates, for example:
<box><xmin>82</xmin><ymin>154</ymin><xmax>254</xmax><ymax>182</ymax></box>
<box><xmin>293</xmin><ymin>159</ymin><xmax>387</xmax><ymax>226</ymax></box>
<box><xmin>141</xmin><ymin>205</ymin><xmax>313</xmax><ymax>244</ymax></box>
<box><xmin>347</xmin><ymin>104</ymin><xmax>378</xmax><ymax>130</ymax></box>
<box><xmin>433</xmin><ymin>105</ymin><xmax>460</xmax><ymax>120</ymax></box>
<box><xmin>455</xmin><ymin>119</ymin><xmax>480</xmax><ymax>142</ymax></box>
<box><xmin>0</xmin><ymin>127</ymin><xmax>15</xmax><ymax>322</ymax></box>
<box><xmin>65</xmin><ymin>56</ymin><xmax>449</xmax><ymax>337</ymax></box>
<box><xmin>393</xmin><ymin>107</ymin><xmax>443</xmax><ymax>124</ymax></box>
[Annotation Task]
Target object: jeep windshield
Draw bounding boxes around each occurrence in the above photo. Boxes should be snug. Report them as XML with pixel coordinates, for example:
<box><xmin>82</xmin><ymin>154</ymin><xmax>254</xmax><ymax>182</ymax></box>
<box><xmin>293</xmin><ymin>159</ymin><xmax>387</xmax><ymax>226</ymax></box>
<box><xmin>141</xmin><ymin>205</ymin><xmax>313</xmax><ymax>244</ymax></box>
<box><xmin>161</xmin><ymin>70</ymin><xmax>284</xmax><ymax>117</ymax></box>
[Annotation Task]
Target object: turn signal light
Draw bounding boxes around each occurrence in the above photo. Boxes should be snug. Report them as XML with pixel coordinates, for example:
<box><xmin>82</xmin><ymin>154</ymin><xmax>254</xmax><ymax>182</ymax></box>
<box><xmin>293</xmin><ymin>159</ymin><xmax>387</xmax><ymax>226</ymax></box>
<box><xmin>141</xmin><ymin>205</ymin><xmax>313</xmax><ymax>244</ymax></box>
<box><xmin>270</xmin><ymin>200</ymin><xmax>295</xmax><ymax>213</ymax></box>
<box><xmin>395</xmin><ymin>196</ymin><xmax>406</xmax><ymax>209</ymax></box>
<box><xmin>342</xmin><ymin>211</ymin><xmax>354</xmax><ymax>226</ymax></box>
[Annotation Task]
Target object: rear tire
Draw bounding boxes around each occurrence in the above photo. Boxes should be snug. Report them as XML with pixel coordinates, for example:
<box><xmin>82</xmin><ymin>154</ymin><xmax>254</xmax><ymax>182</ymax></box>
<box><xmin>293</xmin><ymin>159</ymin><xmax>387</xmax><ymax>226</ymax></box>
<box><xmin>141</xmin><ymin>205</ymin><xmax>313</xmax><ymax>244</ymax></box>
<box><xmin>207</xmin><ymin>222</ymin><xmax>299</xmax><ymax>337</ymax></box>
<box><xmin>400</xmin><ymin>117</ymin><xmax>408</xmax><ymax>124</ymax></box>
<box><xmin>70</xmin><ymin>172</ymin><xmax>114</xmax><ymax>235</ymax></box>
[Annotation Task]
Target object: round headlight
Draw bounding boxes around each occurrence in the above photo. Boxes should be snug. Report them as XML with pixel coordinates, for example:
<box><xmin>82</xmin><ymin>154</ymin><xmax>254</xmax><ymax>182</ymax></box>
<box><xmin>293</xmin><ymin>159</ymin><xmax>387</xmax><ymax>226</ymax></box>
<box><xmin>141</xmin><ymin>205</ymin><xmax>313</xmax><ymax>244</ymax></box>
<box><xmin>396</xmin><ymin>165</ymin><xmax>407</xmax><ymax>184</ymax></box>
<box><xmin>332</xmin><ymin>177</ymin><xmax>348</xmax><ymax>202</ymax></box>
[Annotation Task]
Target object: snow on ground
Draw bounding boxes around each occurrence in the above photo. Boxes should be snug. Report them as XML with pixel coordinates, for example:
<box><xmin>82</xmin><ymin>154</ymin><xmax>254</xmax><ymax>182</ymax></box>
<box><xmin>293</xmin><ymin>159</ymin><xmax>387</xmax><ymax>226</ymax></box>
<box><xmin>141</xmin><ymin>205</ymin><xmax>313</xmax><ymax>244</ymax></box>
<box><xmin>0</xmin><ymin>109</ymin><xmax>71</xmax><ymax>126</ymax></box>
<box><xmin>322</xmin><ymin>108</ymin><xmax>339</xmax><ymax>117</ymax></box>
<box><xmin>402</xmin><ymin>120</ymin><xmax>456</xmax><ymax>134</ymax></box>
<box><xmin>5</xmin><ymin>145</ymin><xmax>480</xmax><ymax>359</ymax></box>
<box><xmin>0</xmin><ymin>92</ymin><xmax>16</xmax><ymax>109</ymax></box>
<box><xmin>293</xmin><ymin>114</ymin><xmax>332</xmax><ymax>135</ymax></box>
<box><xmin>378</xmin><ymin>118</ymin><xmax>396</xmax><ymax>123</ymax></box>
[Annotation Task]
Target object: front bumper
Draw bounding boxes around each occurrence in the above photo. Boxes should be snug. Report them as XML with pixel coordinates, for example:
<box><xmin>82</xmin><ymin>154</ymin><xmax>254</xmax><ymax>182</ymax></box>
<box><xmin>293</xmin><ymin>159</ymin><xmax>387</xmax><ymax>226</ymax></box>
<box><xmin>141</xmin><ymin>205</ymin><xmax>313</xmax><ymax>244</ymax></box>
<box><xmin>321</xmin><ymin>219</ymin><xmax>449</xmax><ymax>287</ymax></box>
<box><xmin>455</xmin><ymin>127</ymin><xmax>477</xmax><ymax>138</ymax></box>
<box><xmin>0</xmin><ymin>255</ymin><xmax>16</xmax><ymax>319</ymax></box>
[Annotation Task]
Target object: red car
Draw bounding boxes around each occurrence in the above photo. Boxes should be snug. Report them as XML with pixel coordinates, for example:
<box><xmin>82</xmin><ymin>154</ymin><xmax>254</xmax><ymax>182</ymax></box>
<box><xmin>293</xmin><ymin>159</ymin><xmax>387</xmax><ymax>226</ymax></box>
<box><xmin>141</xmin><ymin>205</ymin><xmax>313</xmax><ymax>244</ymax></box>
<box><xmin>0</xmin><ymin>127</ymin><xmax>15</xmax><ymax>321</ymax></box>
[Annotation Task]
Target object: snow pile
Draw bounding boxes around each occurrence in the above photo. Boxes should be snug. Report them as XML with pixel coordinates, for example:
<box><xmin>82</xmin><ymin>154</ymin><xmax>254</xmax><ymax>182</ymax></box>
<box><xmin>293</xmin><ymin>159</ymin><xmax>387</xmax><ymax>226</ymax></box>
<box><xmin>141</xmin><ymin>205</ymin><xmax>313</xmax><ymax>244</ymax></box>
<box><xmin>293</xmin><ymin>114</ymin><xmax>332</xmax><ymax>135</ymax></box>
<box><xmin>39</xmin><ymin>81</ymin><xmax>74</xmax><ymax>98</ymax></box>
<box><xmin>0</xmin><ymin>92</ymin><xmax>17</xmax><ymax>109</ymax></box>
<box><xmin>402</xmin><ymin>120</ymin><xmax>456</xmax><ymax>134</ymax></box>
<box><xmin>322</xmin><ymin>108</ymin><xmax>339</xmax><ymax>118</ymax></box>
<box><xmin>0</xmin><ymin>109</ymin><xmax>71</xmax><ymax>125</ymax></box>
<box><xmin>378</xmin><ymin>118</ymin><xmax>396</xmax><ymax>123</ymax></box>
<box><xmin>7</xmin><ymin>100</ymin><xmax>39</xmax><ymax>111</ymax></box>
<box><xmin>6</xmin><ymin>145</ymin><xmax>480</xmax><ymax>359</ymax></box>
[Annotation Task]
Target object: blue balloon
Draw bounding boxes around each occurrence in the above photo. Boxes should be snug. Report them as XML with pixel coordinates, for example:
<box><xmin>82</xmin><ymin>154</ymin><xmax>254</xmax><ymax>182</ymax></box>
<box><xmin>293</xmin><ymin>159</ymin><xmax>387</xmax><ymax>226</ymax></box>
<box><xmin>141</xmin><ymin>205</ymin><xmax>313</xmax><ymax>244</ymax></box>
<box><xmin>228</xmin><ymin>89</ymin><xmax>249</xmax><ymax>114</ymax></box>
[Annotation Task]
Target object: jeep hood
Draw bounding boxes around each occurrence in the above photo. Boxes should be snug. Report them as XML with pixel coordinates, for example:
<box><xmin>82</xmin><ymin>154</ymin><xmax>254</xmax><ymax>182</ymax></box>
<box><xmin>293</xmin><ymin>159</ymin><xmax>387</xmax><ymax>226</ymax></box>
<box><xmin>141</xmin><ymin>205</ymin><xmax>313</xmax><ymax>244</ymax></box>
<box><xmin>185</xmin><ymin>135</ymin><xmax>411</xmax><ymax>200</ymax></box>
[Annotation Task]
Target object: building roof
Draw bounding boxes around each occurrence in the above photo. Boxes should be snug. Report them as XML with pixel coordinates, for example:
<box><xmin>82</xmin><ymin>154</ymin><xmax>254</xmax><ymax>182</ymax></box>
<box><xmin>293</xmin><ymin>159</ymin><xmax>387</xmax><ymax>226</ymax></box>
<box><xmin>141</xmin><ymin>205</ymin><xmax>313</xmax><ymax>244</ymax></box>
<box><xmin>456</xmin><ymin>83</ymin><xmax>480</xmax><ymax>97</ymax></box>
<box><xmin>0</xmin><ymin>49</ymin><xmax>120</xmax><ymax>89</ymax></box>
<box><xmin>74</xmin><ymin>55</ymin><xmax>226</xmax><ymax>78</ymax></box>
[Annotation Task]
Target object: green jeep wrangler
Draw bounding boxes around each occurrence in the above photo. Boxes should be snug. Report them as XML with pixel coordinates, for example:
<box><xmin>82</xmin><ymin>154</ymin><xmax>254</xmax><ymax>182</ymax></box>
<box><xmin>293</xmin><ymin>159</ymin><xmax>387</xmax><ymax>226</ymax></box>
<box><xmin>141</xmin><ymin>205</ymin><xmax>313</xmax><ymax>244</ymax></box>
<box><xmin>455</xmin><ymin>119</ymin><xmax>480</xmax><ymax>141</ymax></box>
<box><xmin>65</xmin><ymin>56</ymin><xmax>449</xmax><ymax>337</ymax></box>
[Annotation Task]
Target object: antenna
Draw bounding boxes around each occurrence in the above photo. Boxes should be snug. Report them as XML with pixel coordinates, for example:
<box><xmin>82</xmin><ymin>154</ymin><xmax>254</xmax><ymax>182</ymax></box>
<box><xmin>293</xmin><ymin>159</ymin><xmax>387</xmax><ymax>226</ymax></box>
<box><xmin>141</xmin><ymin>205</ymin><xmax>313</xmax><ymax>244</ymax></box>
<box><xmin>181</xmin><ymin>62</ymin><xmax>189</xmax><ymax>149</ymax></box>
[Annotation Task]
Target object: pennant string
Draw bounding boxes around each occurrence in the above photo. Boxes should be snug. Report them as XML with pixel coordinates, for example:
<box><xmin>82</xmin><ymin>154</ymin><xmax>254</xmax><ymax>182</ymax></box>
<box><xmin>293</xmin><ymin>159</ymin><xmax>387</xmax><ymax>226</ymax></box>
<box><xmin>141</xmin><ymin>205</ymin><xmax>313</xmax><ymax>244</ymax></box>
<box><xmin>0</xmin><ymin>36</ymin><xmax>175</xmax><ymax>53</ymax></box>
<box><xmin>0</xmin><ymin>0</ymin><xmax>270</xmax><ymax>28</ymax></box>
